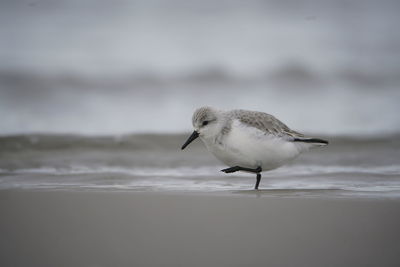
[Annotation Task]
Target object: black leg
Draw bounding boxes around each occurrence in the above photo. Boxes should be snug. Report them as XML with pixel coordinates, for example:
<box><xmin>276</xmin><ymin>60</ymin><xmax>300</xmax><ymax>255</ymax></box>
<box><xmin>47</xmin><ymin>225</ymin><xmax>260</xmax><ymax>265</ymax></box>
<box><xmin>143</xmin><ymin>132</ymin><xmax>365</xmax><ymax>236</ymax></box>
<box><xmin>220</xmin><ymin>166</ymin><xmax>262</xmax><ymax>190</ymax></box>
<box><xmin>255</xmin><ymin>173</ymin><xmax>261</xmax><ymax>190</ymax></box>
<box><xmin>221</xmin><ymin>166</ymin><xmax>261</xmax><ymax>173</ymax></box>
<box><xmin>220</xmin><ymin>166</ymin><xmax>242</xmax><ymax>173</ymax></box>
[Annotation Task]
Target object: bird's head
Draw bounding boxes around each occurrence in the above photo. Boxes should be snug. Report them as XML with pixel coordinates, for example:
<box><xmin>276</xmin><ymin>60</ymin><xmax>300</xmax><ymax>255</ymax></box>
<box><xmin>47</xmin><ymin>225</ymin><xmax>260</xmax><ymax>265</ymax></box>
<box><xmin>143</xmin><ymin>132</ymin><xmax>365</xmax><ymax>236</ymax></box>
<box><xmin>181</xmin><ymin>106</ymin><xmax>223</xmax><ymax>150</ymax></box>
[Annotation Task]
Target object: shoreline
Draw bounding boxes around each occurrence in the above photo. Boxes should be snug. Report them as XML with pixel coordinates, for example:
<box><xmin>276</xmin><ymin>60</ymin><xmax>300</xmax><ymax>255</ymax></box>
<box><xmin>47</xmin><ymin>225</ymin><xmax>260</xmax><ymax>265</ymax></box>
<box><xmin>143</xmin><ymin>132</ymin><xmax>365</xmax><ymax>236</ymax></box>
<box><xmin>2</xmin><ymin>187</ymin><xmax>400</xmax><ymax>200</ymax></box>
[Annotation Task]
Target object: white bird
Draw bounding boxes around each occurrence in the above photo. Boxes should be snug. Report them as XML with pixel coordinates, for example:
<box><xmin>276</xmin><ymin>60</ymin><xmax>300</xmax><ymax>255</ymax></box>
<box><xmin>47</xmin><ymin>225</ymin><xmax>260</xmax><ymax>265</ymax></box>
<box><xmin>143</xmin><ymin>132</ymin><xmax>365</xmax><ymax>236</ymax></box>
<box><xmin>181</xmin><ymin>107</ymin><xmax>328</xmax><ymax>190</ymax></box>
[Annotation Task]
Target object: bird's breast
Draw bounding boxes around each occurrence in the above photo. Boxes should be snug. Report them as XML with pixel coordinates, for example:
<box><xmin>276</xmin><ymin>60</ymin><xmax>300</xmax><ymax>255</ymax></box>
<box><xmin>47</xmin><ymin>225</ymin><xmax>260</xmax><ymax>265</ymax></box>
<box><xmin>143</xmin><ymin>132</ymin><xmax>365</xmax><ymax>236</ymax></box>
<box><xmin>219</xmin><ymin>121</ymin><xmax>302</xmax><ymax>170</ymax></box>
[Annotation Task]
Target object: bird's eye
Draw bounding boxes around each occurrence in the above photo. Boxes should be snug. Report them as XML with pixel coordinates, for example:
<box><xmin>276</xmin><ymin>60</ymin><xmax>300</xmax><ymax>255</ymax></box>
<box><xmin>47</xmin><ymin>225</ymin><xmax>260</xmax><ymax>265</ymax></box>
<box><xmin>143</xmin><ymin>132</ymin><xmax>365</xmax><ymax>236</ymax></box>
<box><xmin>202</xmin><ymin>121</ymin><xmax>209</xmax><ymax>126</ymax></box>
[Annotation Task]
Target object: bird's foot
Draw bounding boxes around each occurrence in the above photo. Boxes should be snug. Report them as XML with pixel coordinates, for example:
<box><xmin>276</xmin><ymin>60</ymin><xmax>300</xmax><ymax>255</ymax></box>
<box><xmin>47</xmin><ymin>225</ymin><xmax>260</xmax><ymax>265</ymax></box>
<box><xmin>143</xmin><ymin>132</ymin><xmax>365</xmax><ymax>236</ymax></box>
<box><xmin>221</xmin><ymin>166</ymin><xmax>262</xmax><ymax>174</ymax></box>
<box><xmin>220</xmin><ymin>166</ymin><xmax>262</xmax><ymax>190</ymax></box>
<box><xmin>221</xmin><ymin>166</ymin><xmax>241</xmax><ymax>173</ymax></box>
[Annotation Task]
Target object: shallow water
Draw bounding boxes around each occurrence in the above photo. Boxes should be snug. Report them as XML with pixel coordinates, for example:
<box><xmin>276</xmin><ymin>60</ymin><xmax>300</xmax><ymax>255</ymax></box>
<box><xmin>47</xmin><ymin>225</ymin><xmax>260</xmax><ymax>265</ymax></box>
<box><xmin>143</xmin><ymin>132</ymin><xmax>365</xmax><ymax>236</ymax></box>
<box><xmin>1</xmin><ymin>134</ymin><xmax>399</xmax><ymax>198</ymax></box>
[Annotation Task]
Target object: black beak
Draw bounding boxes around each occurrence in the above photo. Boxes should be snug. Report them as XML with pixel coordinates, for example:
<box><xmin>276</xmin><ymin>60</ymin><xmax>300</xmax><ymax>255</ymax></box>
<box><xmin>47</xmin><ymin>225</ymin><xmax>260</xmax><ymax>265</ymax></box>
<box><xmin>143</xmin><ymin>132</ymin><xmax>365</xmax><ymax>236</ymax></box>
<box><xmin>181</xmin><ymin>131</ymin><xmax>199</xmax><ymax>150</ymax></box>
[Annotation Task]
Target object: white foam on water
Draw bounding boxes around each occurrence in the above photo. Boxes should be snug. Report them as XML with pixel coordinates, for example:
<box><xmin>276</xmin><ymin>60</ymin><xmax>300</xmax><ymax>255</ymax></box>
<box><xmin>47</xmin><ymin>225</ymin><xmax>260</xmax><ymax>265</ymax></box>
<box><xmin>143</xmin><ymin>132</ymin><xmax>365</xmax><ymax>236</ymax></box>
<box><xmin>0</xmin><ymin>166</ymin><xmax>218</xmax><ymax>177</ymax></box>
<box><xmin>1</xmin><ymin>164</ymin><xmax>400</xmax><ymax>197</ymax></box>
<box><xmin>1</xmin><ymin>164</ymin><xmax>400</xmax><ymax>176</ymax></box>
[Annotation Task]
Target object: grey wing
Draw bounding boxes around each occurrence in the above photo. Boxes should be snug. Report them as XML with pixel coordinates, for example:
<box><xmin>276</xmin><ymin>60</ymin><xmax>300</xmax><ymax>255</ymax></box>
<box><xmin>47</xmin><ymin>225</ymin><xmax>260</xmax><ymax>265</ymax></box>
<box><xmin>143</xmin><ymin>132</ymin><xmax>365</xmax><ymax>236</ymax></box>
<box><xmin>233</xmin><ymin>110</ymin><xmax>305</xmax><ymax>140</ymax></box>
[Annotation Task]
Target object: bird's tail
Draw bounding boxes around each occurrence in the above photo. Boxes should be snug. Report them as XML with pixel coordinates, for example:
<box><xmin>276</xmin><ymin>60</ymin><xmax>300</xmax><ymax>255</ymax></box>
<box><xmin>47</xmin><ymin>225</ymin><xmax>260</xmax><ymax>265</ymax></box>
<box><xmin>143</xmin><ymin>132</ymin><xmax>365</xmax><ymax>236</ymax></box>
<box><xmin>293</xmin><ymin>137</ymin><xmax>329</xmax><ymax>148</ymax></box>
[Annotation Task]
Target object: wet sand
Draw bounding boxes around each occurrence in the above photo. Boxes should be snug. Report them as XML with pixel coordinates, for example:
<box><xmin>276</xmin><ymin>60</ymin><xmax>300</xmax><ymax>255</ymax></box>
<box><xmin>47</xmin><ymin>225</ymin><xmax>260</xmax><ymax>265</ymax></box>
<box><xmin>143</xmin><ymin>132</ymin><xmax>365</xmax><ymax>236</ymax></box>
<box><xmin>1</xmin><ymin>190</ymin><xmax>399</xmax><ymax>267</ymax></box>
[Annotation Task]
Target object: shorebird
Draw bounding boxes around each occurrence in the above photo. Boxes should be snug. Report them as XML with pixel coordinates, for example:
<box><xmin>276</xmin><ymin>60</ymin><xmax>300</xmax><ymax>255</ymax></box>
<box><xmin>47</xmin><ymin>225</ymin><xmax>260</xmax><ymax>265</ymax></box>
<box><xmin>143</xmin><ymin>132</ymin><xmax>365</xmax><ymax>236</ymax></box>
<box><xmin>181</xmin><ymin>107</ymin><xmax>328</xmax><ymax>190</ymax></box>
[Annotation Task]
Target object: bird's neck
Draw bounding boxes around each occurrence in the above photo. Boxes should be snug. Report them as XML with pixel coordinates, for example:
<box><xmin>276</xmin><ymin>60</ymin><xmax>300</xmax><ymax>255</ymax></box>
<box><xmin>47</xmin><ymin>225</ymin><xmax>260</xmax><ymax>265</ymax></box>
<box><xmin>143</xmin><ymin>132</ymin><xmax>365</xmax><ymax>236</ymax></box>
<box><xmin>203</xmin><ymin>117</ymin><xmax>230</xmax><ymax>148</ymax></box>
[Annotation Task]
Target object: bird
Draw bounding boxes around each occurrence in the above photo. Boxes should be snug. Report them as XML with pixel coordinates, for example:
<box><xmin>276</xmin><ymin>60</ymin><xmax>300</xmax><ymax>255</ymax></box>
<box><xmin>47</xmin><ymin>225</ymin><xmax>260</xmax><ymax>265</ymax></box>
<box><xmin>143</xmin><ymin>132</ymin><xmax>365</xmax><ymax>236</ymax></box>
<box><xmin>181</xmin><ymin>106</ymin><xmax>328</xmax><ymax>190</ymax></box>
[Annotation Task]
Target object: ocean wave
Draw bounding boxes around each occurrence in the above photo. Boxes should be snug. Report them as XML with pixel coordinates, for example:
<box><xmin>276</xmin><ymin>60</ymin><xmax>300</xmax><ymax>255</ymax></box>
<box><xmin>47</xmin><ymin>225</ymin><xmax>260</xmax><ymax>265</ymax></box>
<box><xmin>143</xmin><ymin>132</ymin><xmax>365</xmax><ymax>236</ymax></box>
<box><xmin>1</xmin><ymin>67</ymin><xmax>400</xmax><ymax>90</ymax></box>
<box><xmin>1</xmin><ymin>133</ymin><xmax>399</xmax><ymax>151</ymax></box>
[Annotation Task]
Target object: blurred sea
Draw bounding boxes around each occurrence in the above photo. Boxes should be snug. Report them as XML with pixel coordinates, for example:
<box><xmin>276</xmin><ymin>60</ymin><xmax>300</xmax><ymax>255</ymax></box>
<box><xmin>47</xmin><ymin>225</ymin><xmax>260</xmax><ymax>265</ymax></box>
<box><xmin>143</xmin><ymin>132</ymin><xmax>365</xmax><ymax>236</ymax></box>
<box><xmin>1</xmin><ymin>0</ymin><xmax>400</xmax><ymax>135</ymax></box>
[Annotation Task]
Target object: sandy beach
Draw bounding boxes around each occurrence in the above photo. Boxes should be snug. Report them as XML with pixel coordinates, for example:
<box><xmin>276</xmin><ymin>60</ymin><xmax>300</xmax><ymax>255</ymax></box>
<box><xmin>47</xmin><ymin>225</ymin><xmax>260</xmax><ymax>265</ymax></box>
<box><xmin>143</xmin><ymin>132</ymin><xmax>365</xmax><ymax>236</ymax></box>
<box><xmin>1</xmin><ymin>190</ymin><xmax>399</xmax><ymax>267</ymax></box>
